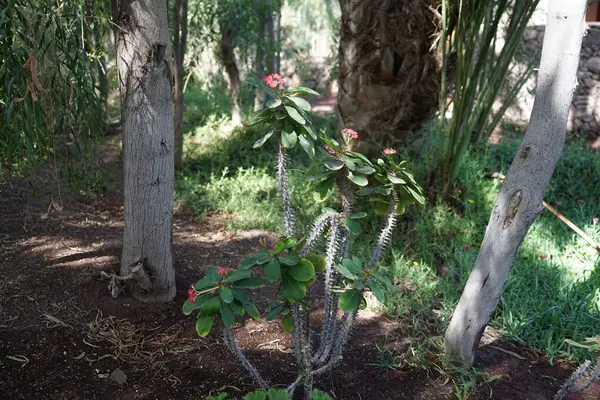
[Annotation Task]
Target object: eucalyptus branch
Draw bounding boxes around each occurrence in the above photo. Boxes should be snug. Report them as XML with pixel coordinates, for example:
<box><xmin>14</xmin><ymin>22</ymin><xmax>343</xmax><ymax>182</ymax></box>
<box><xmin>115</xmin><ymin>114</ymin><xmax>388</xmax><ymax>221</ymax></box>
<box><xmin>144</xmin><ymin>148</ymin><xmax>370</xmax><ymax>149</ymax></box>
<box><xmin>223</xmin><ymin>328</ymin><xmax>269</xmax><ymax>390</ymax></box>
<box><xmin>277</xmin><ymin>139</ymin><xmax>294</xmax><ymax>237</ymax></box>
<box><xmin>368</xmin><ymin>192</ymin><xmax>398</xmax><ymax>270</ymax></box>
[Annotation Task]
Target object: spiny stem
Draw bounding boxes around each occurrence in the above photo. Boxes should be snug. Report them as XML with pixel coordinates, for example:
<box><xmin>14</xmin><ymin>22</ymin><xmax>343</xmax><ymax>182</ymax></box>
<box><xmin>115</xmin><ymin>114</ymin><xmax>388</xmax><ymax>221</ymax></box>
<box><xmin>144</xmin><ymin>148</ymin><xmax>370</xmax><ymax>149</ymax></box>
<box><xmin>368</xmin><ymin>192</ymin><xmax>398</xmax><ymax>270</ymax></box>
<box><xmin>338</xmin><ymin>178</ymin><xmax>354</xmax><ymax>258</ymax></box>
<box><xmin>223</xmin><ymin>328</ymin><xmax>269</xmax><ymax>390</ymax></box>
<box><xmin>300</xmin><ymin>211</ymin><xmax>338</xmax><ymax>256</ymax></box>
<box><xmin>277</xmin><ymin>140</ymin><xmax>294</xmax><ymax>237</ymax></box>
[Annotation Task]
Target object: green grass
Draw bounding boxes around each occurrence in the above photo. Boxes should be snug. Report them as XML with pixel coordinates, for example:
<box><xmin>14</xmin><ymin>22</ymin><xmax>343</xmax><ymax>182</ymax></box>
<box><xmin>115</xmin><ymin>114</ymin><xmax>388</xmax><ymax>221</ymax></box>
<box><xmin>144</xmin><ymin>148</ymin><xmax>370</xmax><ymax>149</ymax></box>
<box><xmin>177</xmin><ymin>88</ymin><xmax>600</xmax><ymax>364</ymax></box>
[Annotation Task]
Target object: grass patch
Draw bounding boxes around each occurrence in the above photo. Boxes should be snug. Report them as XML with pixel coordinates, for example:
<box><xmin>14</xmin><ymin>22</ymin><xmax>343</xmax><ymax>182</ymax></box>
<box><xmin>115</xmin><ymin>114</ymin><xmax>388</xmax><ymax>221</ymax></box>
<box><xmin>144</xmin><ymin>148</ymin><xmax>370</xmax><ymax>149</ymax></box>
<box><xmin>177</xmin><ymin>90</ymin><xmax>599</xmax><ymax>363</ymax></box>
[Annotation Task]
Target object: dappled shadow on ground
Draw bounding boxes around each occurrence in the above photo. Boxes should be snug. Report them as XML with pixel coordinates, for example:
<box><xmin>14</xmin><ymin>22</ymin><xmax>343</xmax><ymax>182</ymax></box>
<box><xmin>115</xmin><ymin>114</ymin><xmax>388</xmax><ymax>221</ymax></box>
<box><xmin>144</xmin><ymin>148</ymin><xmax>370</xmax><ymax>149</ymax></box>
<box><xmin>1</xmin><ymin>140</ymin><xmax>598</xmax><ymax>400</ymax></box>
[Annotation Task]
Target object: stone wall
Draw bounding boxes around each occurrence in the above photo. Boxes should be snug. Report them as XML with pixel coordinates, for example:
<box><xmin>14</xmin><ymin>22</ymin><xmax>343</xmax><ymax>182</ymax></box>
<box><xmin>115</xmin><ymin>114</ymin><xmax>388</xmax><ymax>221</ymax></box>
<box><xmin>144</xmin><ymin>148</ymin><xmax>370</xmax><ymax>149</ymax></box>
<box><xmin>502</xmin><ymin>2</ymin><xmax>600</xmax><ymax>141</ymax></box>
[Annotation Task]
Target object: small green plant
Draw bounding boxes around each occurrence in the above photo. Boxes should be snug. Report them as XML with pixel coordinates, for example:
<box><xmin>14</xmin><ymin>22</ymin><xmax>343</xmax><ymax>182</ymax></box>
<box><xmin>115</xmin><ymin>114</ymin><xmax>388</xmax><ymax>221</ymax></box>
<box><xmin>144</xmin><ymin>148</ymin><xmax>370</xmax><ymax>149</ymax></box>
<box><xmin>183</xmin><ymin>75</ymin><xmax>424</xmax><ymax>398</ymax></box>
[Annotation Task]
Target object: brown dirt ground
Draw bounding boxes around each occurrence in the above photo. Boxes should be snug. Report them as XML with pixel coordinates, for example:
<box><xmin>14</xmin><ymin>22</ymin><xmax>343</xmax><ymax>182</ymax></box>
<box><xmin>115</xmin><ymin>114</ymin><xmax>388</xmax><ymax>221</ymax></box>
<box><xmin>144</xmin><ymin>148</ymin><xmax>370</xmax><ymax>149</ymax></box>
<box><xmin>0</xmin><ymin>139</ymin><xmax>599</xmax><ymax>400</ymax></box>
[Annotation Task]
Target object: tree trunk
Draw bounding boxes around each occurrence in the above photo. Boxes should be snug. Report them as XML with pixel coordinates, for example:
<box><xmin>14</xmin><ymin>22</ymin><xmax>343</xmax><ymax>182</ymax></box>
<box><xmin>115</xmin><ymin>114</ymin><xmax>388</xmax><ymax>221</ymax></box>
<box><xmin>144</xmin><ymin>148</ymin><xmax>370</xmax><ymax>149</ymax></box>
<box><xmin>337</xmin><ymin>0</ymin><xmax>442</xmax><ymax>148</ymax></box>
<box><xmin>172</xmin><ymin>0</ymin><xmax>188</xmax><ymax>170</ymax></box>
<box><xmin>219</xmin><ymin>22</ymin><xmax>242</xmax><ymax>125</ymax></box>
<box><xmin>254</xmin><ymin>5</ymin><xmax>267</xmax><ymax>111</ymax></box>
<box><xmin>112</xmin><ymin>0</ymin><xmax>176</xmax><ymax>303</ymax></box>
<box><xmin>443</xmin><ymin>0</ymin><xmax>587</xmax><ymax>364</ymax></box>
<box><xmin>92</xmin><ymin>0</ymin><xmax>108</xmax><ymax>118</ymax></box>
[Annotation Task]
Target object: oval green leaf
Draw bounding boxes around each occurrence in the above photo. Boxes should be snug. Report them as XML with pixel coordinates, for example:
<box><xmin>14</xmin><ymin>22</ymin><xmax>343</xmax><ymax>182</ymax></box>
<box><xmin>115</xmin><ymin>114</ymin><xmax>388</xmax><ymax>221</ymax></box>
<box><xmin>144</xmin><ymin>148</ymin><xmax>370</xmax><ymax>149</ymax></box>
<box><xmin>195</xmin><ymin>314</ymin><xmax>215</xmax><ymax>337</ymax></box>
<box><xmin>201</xmin><ymin>296</ymin><xmax>222</xmax><ymax>315</ymax></box>
<box><xmin>338</xmin><ymin>288</ymin><xmax>361</xmax><ymax>312</ymax></box>
<box><xmin>279</xmin><ymin>255</ymin><xmax>299</xmax><ymax>266</ymax></box>
<box><xmin>348</xmin><ymin>172</ymin><xmax>368</xmax><ymax>187</ymax></box>
<box><xmin>303</xmin><ymin>254</ymin><xmax>326</xmax><ymax>273</ymax></box>
<box><xmin>286</xmin><ymin>96</ymin><xmax>311</xmax><ymax>111</ymax></box>
<box><xmin>232</xmin><ymin>278</ymin><xmax>265</xmax><ymax>289</ymax></box>
<box><xmin>266</xmin><ymin>98</ymin><xmax>282</xmax><ymax>108</ymax></box>
<box><xmin>285</xmin><ymin>105</ymin><xmax>305</xmax><ymax>125</ymax></box>
<box><xmin>281</xmin><ymin>128</ymin><xmax>297</xmax><ymax>148</ymax></box>
<box><xmin>219</xmin><ymin>286</ymin><xmax>234</xmax><ymax>303</ymax></box>
<box><xmin>264</xmin><ymin>258</ymin><xmax>281</xmax><ymax>282</ymax></box>
<box><xmin>253</xmin><ymin>130</ymin><xmax>274</xmax><ymax>148</ymax></box>
<box><xmin>324</xmin><ymin>159</ymin><xmax>344</xmax><ymax>171</ymax></box>
<box><xmin>287</xmin><ymin>258</ymin><xmax>315</xmax><ymax>281</ymax></box>
<box><xmin>281</xmin><ymin>314</ymin><xmax>295</xmax><ymax>332</ymax></box>
<box><xmin>220</xmin><ymin>302</ymin><xmax>235</xmax><ymax>327</ymax></box>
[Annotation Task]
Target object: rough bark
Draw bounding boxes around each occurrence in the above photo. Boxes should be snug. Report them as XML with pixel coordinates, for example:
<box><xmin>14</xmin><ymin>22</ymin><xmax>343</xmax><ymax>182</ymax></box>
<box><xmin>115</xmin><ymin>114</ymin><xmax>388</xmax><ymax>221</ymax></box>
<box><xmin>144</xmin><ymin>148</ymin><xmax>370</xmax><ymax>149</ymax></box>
<box><xmin>112</xmin><ymin>0</ymin><xmax>176</xmax><ymax>302</ymax></box>
<box><xmin>219</xmin><ymin>19</ymin><xmax>242</xmax><ymax>126</ymax></box>
<box><xmin>254</xmin><ymin>5</ymin><xmax>267</xmax><ymax>111</ymax></box>
<box><xmin>444</xmin><ymin>0</ymin><xmax>588</xmax><ymax>364</ymax></box>
<box><xmin>172</xmin><ymin>0</ymin><xmax>188</xmax><ymax>170</ymax></box>
<box><xmin>337</xmin><ymin>0</ymin><xmax>442</xmax><ymax>149</ymax></box>
<box><xmin>92</xmin><ymin>0</ymin><xmax>108</xmax><ymax>117</ymax></box>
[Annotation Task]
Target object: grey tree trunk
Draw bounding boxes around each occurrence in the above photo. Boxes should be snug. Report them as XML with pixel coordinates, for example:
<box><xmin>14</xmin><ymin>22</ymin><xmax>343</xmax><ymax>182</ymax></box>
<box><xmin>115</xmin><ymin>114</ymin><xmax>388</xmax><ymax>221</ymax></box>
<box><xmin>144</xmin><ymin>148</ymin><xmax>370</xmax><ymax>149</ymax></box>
<box><xmin>172</xmin><ymin>0</ymin><xmax>188</xmax><ymax>170</ymax></box>
<box><xmin>444</xmin><ymin>0</ymin><xmax>588</xmax><ymax>364</ymax></box>
<box><xmin>112</xmin><ymin>0</ymin><xmax>176</xmax><ymax>303</ymax></box>
<box><xmin>254</xmin><ymin>6</ymin><xmax>267</xmax><ymax>111</ymax></box>
<box><xmin>220</xmin><ymin>23</ymin><xmax>242</xmax><ymax>125</ymax></box>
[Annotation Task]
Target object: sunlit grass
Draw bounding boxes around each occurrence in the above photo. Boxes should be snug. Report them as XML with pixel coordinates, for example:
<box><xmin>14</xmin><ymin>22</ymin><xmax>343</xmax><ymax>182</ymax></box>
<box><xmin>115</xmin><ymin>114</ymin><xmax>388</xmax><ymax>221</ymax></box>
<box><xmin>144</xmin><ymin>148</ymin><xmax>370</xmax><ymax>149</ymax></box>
<box><xmin>177</xmin><ymin>88</ymin><xmax>600</xmax><ymax>363</ymax></box>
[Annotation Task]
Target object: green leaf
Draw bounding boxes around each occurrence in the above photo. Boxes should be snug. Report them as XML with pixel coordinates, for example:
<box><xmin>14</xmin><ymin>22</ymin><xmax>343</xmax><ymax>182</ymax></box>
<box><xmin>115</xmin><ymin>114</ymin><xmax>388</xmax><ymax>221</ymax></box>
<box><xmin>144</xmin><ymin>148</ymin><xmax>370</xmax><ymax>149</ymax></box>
<box><xmin>339</xmin><ymin>288</ymin><xmax>361</xmax><ymax>312</ymax></box>
<box><xmin>266</xmin><ymin>98</ymin><xmax>282</xmax><ymax>108</ymax></box>
<box><xmin>281</xmin><ymin>314</ymin><xmax>295</xmax><ymax>333</ymax></box>
<box><xmin>314</xmin><ymin>177</ymin><xmax>335</xmax><ymax>202</ymax></box>
<box><xmin>239</xmin><ymin>257</ymin><xmax>258</xmax><ymax>269</ymax></box>
<box><xmin>243</xmin><ymin>391</ymin><xmax>267</xmax><ymax>400</ymax></box>
<box><xmin>335</xmin><ymin>263</ymin><xmax>358</xmax><ymax>280</ymax></box>
<box><xmin>349</xmin><ymin>212</ymin><xmax>368</xmax><ymax>219</ymax></box>
<box><xmin>182</xmin><ymin>298</ymin><xmax>201</xmax><ymax>315</ymax></box>
<box><xmin>224</xmin><ymin>269</ymin><xmax>251</xmax><ymax>283</ymax></box>
<box><xmin>201</xmin><ymin>296</ymin><xmax>222</xmax><ymax>315</ymax></box>
<box><xmin>369</xmin><ymin>279</ymin><xmax>386</xmax><ymax>303</ymax></box>
<box><xmin>371</xmin><ymin>271</ymin><xmax>396</xmax><ymax>292</ymax></box>
<box><xmin>348</xmin><ymin>172</ymin><xmax>368</xmax><ymax>186</ymax></box>
<box><xmin>281</xmin><ymin>274</ymin><xmax>307</xmax><ymax>301</ymax></box>
<box><xmin>303</xmin><ymin>124</ymin><xmax>317</xmax><ymax>140</ymax></box>
<box><xmin>230</xmin><ymin>300</ymin><xmax>244</xmax><ymax>315</ymax></box>
<box><xmin>220</xmin><ymin>302</ymin><xmax>235</xmax><ymax>327</ymax></box>
<box><xmin>264</xmin><ymin>258</ymin><xmax>281</xmax><ymax>282</ymax></box>
<box><xmin>281</xmin><ymin>127</ymin><xmax>298</xmax><ymax>148</ymax></box>
<box><xmin>274</xmin><ymin>237</ymin><xmax>297</xmax><ymax>255</ymax></box>
<box><xmin>243</xmin><ymin>301</ymin><xmax>261</xmax><ymax>321</ymax></box>
<box><xmin>287</xmin><ymin>86</ymin><xmax>320</xmax><ymax>96</ymax></box>
<box><xmin>266</xmin><ymin>388</ymin><xmax>291</xmax><ymax>400</ymax></box>
<box><xmin>345</xmin><ymin>151</ymin><xmax>372</xmax><ymax>165</ymax></box>
<box><xmin>266</xmin><ymin>304</ymin><xmax>284</xmax><ymax>321</ymax></box>
<box><xmin>303</xmin><ymin>254</ymin><xmax>326</xmax><ymax>273</ymax></box>
<box><xmin>232</xmin><ymin>278</ymin><xmax>265</xmax><ymax>289</ymax></box>
<box><xmin>342</xmin><ymin>258</ymin><xmax>363</xmax><ymax>274</ymax></box>
<box><xmin>207</xmin><ymin>393</ymin><xmax>229</xmax><ymax>400</ymax></box>
<box><xmin>387</xmin><ymin>173</ymin><xmax>406</xmax><ymax>184</ymax></box>
<box><xmin>285</xmin><ymin>105</ymin><xmax>306</xmax><ymax>125</ymax></box>
<box><xmin>324</xmin><ymin>159</ymin><xmax>344</xmax><ymax>170</ymax></box>
<box><xmin>405</xmin><ymin>185</ymin><xmax>425</xmax><ymax>206</ymax></box>
<box><xmin>253</xmin><ymin>130</ymin><xmax>274</xmax><ymax>148</ymax></box>
<box><xmin>345</xmin><ymin>217</ymin><xmax>361</xmax><ymax>235</ymax></box>
<box><xmin>298</xmin><ymin>134</ymin><xmax>315</xmax><ymax>158</ymax></box>
<box><xmin>342</xmin><ymin>156</ymin><xmax>356</xmax><ymax>171</ymax></box>
<box><xmin>195</xmin><ymin>314</ymin><xmax>215</xmax><ymax>337</ymax></box>
<box><xmin>279</xmin><ymin>255</ymin><xmax>299</xmax><ymax>266</ymax></box>
<box><xmin>287</xmin><ymin>258</ymin><xmax>315</xmax><ymax>281</ymax></box>
<box><xmin>219</xmin><ymin>286</ymin><xmax>234</xmax><ymax>303</ymax></box>
<box><xmin>286</xmin><ymin>96</ymin><xmax>311</xmax><ymax>111</ymax></box>
<box><xmin>355</xmin><ymin>165</ymin><xmax>376</xmax><ymax>175</ymax></box>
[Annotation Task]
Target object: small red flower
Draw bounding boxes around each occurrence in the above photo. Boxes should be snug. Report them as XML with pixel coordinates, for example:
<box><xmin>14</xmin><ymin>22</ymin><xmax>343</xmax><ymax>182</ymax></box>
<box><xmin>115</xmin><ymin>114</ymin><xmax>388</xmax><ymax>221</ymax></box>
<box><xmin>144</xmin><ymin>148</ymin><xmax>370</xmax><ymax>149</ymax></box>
<box><xmin>368</xmin><ymin>370</ymin><xmax>376</xmax><ymax>376</ymax></box>
<box><xmin>324</xmin><ymin>145</ymin><xmax>338</xmax><ymax>157</ymax></box>
<box><xmin>263</xmin><ymin>73</ymin><xmax>285</xmax><ymax>88</ymax></box>
<box><xmin>540</xmin><ymin>254</ymin><xmax>547</xmax><ymax>259</ymax></box>
<box><xmin>593</xmin><ymin>217</ymin><xmax>599</xmax><ymax>224</ymax></box>
<box><xmin>341</xmin><ymin>128</ymin><xmax>359</xmax><ymax>139</ymax></box>
<box><xmin>554</xmin><ymin>201</ymin><xmax>561</xmax><ymax>207</ymax></box>
<box><xmin>578</xmin><ymin>199</ymin><xmax>585</xmax><ymax>205</ymax></box>
<box><xmin>464</xmin><ymin>245</ymin><xmax>472</xmax><ymax>250</ymax></box>
<box><xmin>368</xmin><ymin>387</ymin><xmax>372</xmax><ymax>392</ymax></box>
<box><xmin>382</xmin><ymin>148</ymin><xmax>396</xmax><ymax>155</ymax></box>
<box><xmin>188</xmin><ymin>288</ymin><xmax>197</xmax><ymax>303</ymax></box>
<box><xmin>217</xmin><ymin>267</ymin><xmax>229</xmax><ymax>275</ymax></box>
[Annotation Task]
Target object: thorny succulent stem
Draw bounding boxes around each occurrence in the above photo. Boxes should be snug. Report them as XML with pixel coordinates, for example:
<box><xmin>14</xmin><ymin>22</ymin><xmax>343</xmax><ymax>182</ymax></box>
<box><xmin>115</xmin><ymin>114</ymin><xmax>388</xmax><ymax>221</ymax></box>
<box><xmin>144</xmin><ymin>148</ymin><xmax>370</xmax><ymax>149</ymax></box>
<box><xmin>313</xmin><ymin>220</ymin><xmax>340</xmax><ymax>362</ymax></box>
<box><xmin>300</xmin><ymin>211</ymin><xmax>338</xmax><ymax>256</ymax></box>
<box><xmin>292</xmin><ymin>305</ymin><xmax>313</xmax><ymax>400</ymax></box>
<box><xmin>555</xmin><ymin>356</ymin><xmax>600</xmax><ymax>399</ymax></box>
<box><xmin>368</xmin><ymin>191</ymin><xmax>398</xmax><ymax>270</ymax></box>
<box><xmin>277</xmin><ymin>139</ymin><xmax>294</xmax><ymax>237</ymax></box>
<box><xmin>338</xmin><ymin>178</ymin><xmax>354</xmax><ymax>258</ymax></box>
<box><xmin>223</xmin><ymin>328</ymin><xmax>269</xmax><ymax>390</ymax></box>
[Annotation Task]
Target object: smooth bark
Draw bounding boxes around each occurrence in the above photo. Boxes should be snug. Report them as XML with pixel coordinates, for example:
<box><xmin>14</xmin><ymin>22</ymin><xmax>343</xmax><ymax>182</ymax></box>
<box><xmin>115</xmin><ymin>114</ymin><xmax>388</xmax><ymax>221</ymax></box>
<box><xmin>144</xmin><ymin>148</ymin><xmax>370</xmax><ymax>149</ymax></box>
<box><xmin>444</xmin><ymin>0</ymin><xmax>588</xmax><ymax>364</ymax></box>
<box><xmin>113</xmin><ymin>0</ymin><xmax>176</xmax><ymax>302</ymax></box>
<box><xmin>172</xmin><ymin>0</ymin><xmax>188</xmax><ymax>169</ymax></box>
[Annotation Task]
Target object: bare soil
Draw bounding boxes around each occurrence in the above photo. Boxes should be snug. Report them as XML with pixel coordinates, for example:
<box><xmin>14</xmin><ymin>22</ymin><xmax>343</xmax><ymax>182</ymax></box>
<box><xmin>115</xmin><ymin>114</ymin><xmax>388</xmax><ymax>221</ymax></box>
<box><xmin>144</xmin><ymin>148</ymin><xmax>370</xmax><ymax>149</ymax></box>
<box><xmin>0</xmin><ymin>140</ymin><xmax>598</xmax><ymax>400</ymax></box>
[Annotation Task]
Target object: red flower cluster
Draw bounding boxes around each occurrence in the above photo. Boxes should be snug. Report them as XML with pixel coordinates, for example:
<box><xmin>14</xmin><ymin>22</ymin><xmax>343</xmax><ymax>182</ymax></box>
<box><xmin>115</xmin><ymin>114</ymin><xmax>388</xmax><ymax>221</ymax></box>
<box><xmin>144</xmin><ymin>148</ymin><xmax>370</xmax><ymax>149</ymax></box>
<box><xmin>217</xmin><ymin>267</ymin><xmax>229</xmax><ymax>276</ymax></box>
<box><xmin>341</xmin><ymin>128</ymin><xmax>359</xmax><ymax>139</ymax></box>
<box><xmin>324</xmin><ymin>145</ymin><xmax>338</xmax><ymax>157</ymax></box>
<box><xmin>382</xmin><ymin>148</ymin><xmax>396</xmax><ymax>155</ymax></box>
<box><xmin>263</xmin><ymin>73</ymin><xmax>285</xmax><ymax>88</ymax></box>
<box><xmin>188</xmin><ymin>286</ymin><xmax>197</xmax><ymax>303</ymax></box>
